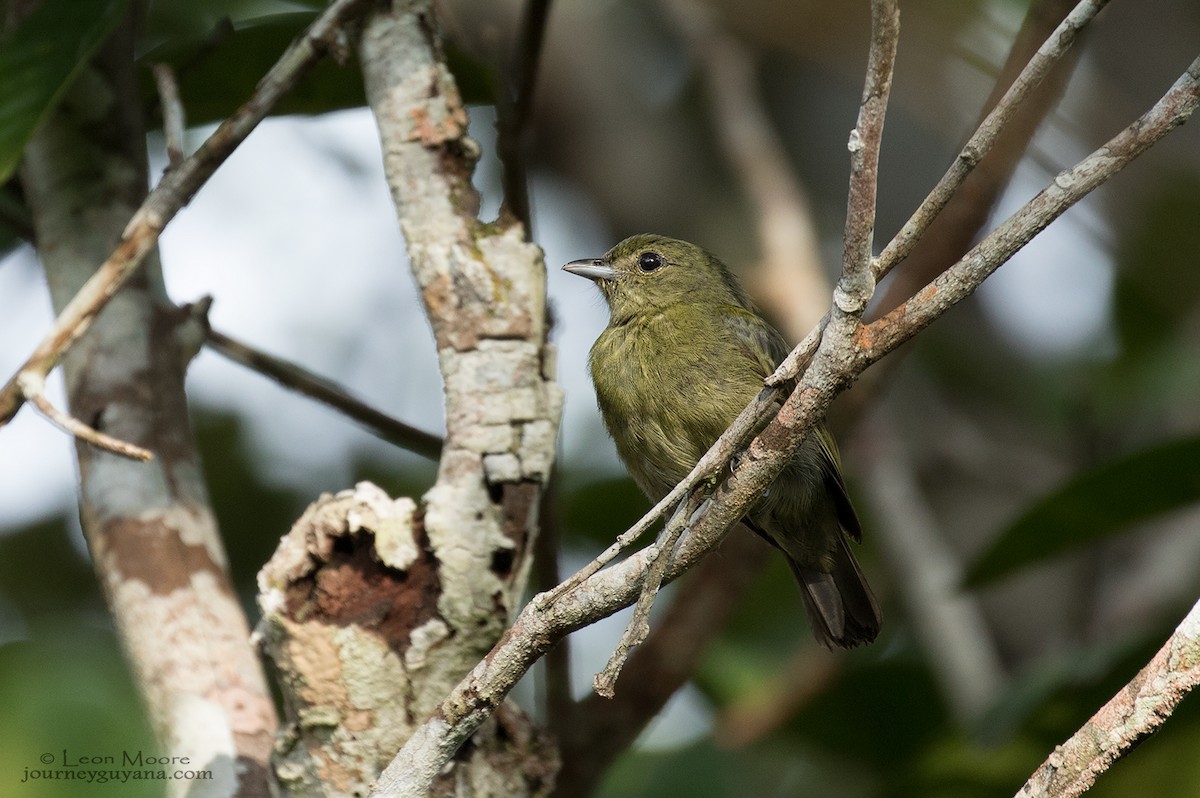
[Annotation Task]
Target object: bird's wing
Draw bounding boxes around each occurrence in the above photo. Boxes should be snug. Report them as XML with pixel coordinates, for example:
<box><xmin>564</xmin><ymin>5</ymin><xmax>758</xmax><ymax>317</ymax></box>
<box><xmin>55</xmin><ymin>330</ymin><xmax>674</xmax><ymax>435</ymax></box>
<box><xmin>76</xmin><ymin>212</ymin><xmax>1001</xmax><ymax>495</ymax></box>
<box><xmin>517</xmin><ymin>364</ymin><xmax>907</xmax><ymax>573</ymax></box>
<box><xmin>722</xmin><ymin>304</ymin><xmax>864</xmax><ymax>543</ymax></box>
<box><xmin>814</xmin><ymin>424</ymin><xmax>863</xmax><ymax>542</ymax></box>
<box><xmin>720</xmin><ymin>304</ymin><xmax>792</xmax><ymax>381</ymax></box>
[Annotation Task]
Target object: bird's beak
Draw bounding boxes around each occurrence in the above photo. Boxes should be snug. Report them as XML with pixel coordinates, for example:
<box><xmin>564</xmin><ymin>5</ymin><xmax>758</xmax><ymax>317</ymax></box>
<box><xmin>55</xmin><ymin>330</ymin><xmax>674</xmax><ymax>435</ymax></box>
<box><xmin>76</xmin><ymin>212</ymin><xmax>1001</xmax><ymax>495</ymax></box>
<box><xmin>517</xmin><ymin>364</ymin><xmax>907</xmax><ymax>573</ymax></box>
<box><xmin>563</xmin><ymin>258</ymin><xmax>617</xmax><ymax>282</ymax></box>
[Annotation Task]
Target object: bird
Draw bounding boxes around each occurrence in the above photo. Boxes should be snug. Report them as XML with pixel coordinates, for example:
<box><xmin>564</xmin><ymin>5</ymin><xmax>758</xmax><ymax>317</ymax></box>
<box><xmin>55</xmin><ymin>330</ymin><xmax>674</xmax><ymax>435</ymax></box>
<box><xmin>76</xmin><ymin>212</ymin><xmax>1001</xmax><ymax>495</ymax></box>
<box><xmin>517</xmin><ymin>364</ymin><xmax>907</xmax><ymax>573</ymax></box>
<box><xmin>564</xmin><ymin>234</ymin><xmax>880</xmax><ymax>648</ymax></box>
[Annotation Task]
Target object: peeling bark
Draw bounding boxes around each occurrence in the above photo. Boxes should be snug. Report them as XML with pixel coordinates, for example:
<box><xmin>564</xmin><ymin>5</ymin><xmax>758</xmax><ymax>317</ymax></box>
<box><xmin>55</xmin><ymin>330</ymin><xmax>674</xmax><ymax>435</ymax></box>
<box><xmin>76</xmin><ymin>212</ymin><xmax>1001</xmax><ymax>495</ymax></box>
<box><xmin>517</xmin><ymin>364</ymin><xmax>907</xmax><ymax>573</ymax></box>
<box><xmin>258</xmin><ymin>1</ymin><xmax>563</xmax><ymax>795</ymax></box>
<box><xmin>258</xmin><ymin>484</ymin><xmax>557</xmax><ymax>797</ymax></box>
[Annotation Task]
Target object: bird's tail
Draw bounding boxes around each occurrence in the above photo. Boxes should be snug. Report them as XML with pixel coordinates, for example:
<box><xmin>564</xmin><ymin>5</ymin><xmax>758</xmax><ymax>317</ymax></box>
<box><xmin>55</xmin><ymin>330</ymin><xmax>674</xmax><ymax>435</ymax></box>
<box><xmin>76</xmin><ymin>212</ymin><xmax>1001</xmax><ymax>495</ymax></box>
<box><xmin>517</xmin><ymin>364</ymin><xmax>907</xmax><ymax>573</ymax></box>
<box><xmin>788</xmin><ymin>535</ymin><xmax>881</xmax><ymax>649</ymax></box>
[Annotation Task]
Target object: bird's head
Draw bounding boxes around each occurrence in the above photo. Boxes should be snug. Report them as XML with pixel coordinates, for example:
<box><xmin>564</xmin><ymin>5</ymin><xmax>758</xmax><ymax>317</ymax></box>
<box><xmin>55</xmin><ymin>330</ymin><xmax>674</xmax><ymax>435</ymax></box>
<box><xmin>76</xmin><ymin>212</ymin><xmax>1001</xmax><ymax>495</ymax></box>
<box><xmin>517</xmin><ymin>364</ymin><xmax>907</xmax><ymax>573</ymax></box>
<box><xmin>564</xmin><ymin>234</ymin><xmax>749</xmax><ymax>322</ymax></box>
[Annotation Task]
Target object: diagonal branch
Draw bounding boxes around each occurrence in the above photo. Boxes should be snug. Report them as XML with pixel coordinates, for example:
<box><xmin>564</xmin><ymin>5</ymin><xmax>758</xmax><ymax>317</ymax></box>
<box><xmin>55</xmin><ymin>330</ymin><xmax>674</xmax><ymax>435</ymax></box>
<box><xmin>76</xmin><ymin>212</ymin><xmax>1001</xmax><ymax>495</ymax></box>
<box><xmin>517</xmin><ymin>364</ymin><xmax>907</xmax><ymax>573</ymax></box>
<box><xmin>205</xmin><ymin>327</ymin><xmax>443</xmax><ymax>460</ymax></box>
<box><xmin>862</xmin><ymin>54</ymin><xmax>1200</xmax><ymax>361</ymax></box>
<box><xmin>870</xmin><ymin>0</ymin><xmax>1086</xmax><ymax>318</ymax></box>
<box><xmin>0</xmin><ymin>0</ymin><xmax>369</xmax><ymax>429</ymax></box>
<box><xmin>1015</xmin><ymin>597</ymin><xmax>1200</xmax><ymax>798</ymax></box>
<box><xmin>874</xmin><ymin>0</ymin><xmax>1111</xmax><ymax>285</ymax></box>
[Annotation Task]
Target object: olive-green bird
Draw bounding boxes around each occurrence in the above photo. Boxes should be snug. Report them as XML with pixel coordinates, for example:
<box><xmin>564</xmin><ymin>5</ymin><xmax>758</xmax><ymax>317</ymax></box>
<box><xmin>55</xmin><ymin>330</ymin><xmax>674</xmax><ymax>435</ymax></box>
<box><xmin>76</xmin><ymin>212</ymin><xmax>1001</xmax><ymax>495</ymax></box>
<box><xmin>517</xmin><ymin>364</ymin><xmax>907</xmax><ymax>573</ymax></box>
<box><xmin>565</xmin><ymin>234</ymin><xmax>881</xmax><ymax>648</ymax></box>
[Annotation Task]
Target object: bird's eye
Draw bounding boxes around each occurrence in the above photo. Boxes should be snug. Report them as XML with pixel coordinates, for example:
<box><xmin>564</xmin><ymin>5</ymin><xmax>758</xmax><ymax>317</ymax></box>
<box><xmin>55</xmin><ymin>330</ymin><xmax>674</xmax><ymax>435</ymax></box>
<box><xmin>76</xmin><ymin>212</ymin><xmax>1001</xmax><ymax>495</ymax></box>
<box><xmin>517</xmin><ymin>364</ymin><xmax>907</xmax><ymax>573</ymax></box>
<box><xmin>638</xmin><ymin>252</ymin><xmax>665</xmax><ymax>272</ymax></box>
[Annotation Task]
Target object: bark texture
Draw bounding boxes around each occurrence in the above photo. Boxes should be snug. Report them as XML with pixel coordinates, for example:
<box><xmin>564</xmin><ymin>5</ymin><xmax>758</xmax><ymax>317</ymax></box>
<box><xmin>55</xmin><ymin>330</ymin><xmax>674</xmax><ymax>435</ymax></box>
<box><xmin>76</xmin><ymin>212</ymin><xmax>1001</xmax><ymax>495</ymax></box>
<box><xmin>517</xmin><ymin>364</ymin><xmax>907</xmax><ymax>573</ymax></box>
<box><xmin>18</xmin><ymin>16</ymin><xmax>276</xmax><ymax>798</ymax></box>
<box><xmin>258</xmin><ymin>1</ymin><xmax>563</xmax><ymax>795</ymax></box>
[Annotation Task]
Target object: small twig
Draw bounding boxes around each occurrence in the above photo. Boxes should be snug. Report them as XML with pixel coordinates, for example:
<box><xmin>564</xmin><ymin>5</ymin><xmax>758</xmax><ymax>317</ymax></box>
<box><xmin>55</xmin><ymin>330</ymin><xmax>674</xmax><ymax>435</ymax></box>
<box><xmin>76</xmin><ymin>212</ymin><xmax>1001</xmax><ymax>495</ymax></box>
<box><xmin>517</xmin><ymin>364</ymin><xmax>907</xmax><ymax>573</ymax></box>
<box><xmin>17</xmin><ymin>371</ymin><xmax>153</xmax><ymax>461</ymax></box>
<box><xmin>151</xmin><ymin>63</ymin><xmax>186</xmax><ymax>168</ymax></box>
<box><xmin>864</xmin><ymin>54</ymin><xmax>1200</xmax><ymax>361</ymax></box>
<box><xmin>0</xmin><ymin>0</ymin><xmax>370</xmax><ymax>429</ymax></box>
<box><xmin>496</xmin><ymin>0</ymin><xmax>554</xmax><ymax>234</ymax></box>
<box><xmin>205</xmin><ymin>327</ymin><xmax>443</xmax><ymax>461</ymax></box>
<box><xmin>592</xmin><ymin>487</ymin><xmax>707</xmax><ymax>698</ymax></box>
<box><xmin>1015</xmin><ymin>596</ymin><xmax>1200</xmax><ymax>798</ymax></box>
<box><xmin>837</xmin><ymin>0</ymin><xmax>898</xmax><ymax>315</ymax></box>
<box><xmin>874</xmin><ymin>0</ymin><xmax>1111</xmax><ymax>284</ymax></box>
<box><xmin>869</xmin><ymin>0</ymin><xmax>1084</xmax><ymax>319</ymax></box>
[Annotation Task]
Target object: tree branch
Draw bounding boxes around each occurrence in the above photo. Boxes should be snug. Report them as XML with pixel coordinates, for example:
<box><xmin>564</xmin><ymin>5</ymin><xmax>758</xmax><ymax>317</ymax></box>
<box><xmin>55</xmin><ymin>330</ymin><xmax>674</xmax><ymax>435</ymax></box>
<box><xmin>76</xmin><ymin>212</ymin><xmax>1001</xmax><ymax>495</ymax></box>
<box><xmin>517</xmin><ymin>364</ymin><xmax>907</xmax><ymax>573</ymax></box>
<box><xmin>299</xmin><ymin>0</ymin><xmax>566</xmax><ymax>793</ymax></box>
<box><xmin>19</xmin><ymin>13</ymin><xmax>279</xmax><ymax>794</ymax></box>
<box><xmin>151</xmin><ymin>62</ymin><xmax>186</xmax><ymax>168</ymax></box>
<box><xmin>496</xmin><ymin>0</ymin><xmax>555</xmax><ymax>235</ymax></box>
<box><xmin>205</xmin><ymin>327</ymin><xmax>443</xmax><ymax>460</ymax></box>
<box><xmin>1015</xmin><ymin>597</ymin><xmax>1200</xmax><ymax>798</ymax></box>
<box><xmin>863</xmin><ymin>54</ymin><xmax>1200</xmax><ymax>361</ymax></box>
<box><xmin>874</xmin><ymin>0</ymin><xmax>1111</xmax><ymax>285</ymax></box>
<box><xmin>369</xmin><ymin>45</ymin><xmax>1200</xmax><ymax>798</ymax></box>
<box><xmin>0</xmin><ymin>0</ymin><xmax>369</xmax><ymax>428</ymax></box>
<box><xmin>870</xmin><ymin>0</ymin><xmax>1085</xmax><ymax>318</ymax></box>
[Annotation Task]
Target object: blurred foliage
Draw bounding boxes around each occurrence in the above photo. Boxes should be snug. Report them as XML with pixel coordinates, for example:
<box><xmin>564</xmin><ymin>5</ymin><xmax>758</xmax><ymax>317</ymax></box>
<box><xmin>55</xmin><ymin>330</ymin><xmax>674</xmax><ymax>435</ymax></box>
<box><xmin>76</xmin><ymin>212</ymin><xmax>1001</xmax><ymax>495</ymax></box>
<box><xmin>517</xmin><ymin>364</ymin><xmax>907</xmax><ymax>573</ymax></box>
<box><xmin>0</xmin><ymin>0</ymin><xmax>130</xmax><ymax>183</ymax></box>
<box><xmin>966</xmin><ymin>435</ymin><xmax>1200</xmax><ymax>586</ymax></box>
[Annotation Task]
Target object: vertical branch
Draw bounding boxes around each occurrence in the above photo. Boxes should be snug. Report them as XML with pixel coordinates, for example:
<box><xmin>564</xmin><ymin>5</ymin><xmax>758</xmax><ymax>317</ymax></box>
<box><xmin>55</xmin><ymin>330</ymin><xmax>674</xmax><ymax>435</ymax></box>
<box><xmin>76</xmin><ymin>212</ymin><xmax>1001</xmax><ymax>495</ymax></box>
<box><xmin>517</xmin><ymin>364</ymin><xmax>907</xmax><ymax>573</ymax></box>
<box><xmin>497</xmin><ymin>0</ymin><xmax>555</xmax><ymax>235</ymax></box>
<box><xmin>19</xmin><ymin>15</ymin><xmax>276</xmax><ymax>798</ymax></box>
<box><xmin>336</xmin><ymin>0</ymin><xmax>564</xmax><ymax>794</ymax></box>
<box><xmin>838</xmin><ymin>0</ymin><xmax>898</xmax><ymax>313</ymax></box>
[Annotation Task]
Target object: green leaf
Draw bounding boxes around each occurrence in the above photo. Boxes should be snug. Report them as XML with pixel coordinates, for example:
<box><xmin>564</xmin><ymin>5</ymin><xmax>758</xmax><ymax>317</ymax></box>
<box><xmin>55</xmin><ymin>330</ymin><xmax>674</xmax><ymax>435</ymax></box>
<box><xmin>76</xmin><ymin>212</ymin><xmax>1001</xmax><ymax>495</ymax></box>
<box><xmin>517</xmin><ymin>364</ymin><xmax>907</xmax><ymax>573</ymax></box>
<box><xmin>0</xmin><ymin>0</ymin><xmax>131</xmax><ymax>183</ymax></box>
<box><xmin>965</xmin><ymin>436</ymin><xmax>1200</xmax><ymax>586</ymax></box>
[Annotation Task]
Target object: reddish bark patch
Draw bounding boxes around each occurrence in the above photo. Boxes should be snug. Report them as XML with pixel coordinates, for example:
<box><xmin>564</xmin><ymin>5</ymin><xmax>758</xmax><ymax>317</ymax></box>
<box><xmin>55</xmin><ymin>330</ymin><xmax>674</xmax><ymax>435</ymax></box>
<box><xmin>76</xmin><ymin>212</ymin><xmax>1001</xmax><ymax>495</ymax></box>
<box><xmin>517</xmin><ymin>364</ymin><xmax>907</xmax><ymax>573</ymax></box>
<box><xmin>496</xmin><ymin>480</ymin><xmax>540</xmax><ymax>581</ymax></box>
<box><xmin>283</xmin><ymin>518</ymin><xmax>441</xmax><ymax>654</ymax></box>
<box><xmin>104</xmin><ymin>517</ymin><xmax>228</xmax><ymax>594</ymax></box>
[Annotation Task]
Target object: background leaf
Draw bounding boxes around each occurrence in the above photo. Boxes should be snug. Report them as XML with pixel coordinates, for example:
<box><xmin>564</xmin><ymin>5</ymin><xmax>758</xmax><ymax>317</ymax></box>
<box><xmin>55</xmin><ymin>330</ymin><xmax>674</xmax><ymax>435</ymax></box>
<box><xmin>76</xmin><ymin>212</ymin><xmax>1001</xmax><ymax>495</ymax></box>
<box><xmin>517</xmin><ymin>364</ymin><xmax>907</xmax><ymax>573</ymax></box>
<box><xmin>0</xmin><ymin>0</ymin><xmax>131</xmax><ymax>183</ymax></box>
<box><xmin>965</xmin><ymin>436</ymin><xmax>1200</xmax><ymax>586</ymax></box>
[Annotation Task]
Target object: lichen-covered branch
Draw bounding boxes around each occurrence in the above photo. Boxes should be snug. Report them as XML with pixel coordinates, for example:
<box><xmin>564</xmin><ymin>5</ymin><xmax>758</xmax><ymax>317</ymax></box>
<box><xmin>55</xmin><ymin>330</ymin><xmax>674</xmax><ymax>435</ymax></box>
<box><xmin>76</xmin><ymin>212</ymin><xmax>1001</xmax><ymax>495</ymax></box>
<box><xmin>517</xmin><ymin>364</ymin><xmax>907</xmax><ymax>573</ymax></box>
<box><xmin>1015</xmin><ymin>598</ymin><xmax>1200</xmax><ymax>798</ymax></box>
<box><xmin>263</xmin><ymin>0</ymin><xmax>563</xmax><ymax>794</ymax></box>
<box><xmin>256</xmin><ymin>484</ymin><xmax>557</xmax><ymax>798</ymax></box>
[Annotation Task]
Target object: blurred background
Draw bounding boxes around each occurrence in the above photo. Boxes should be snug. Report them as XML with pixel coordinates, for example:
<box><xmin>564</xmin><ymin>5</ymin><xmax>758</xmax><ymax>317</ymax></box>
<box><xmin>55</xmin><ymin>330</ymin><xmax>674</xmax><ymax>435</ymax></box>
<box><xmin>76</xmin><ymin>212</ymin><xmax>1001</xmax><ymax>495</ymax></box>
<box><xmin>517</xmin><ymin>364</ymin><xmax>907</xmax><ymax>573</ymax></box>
<box><xmin>2</xmin><ymin>0</ymin><xmax>1200</xmax><ymax>796</ymax></box>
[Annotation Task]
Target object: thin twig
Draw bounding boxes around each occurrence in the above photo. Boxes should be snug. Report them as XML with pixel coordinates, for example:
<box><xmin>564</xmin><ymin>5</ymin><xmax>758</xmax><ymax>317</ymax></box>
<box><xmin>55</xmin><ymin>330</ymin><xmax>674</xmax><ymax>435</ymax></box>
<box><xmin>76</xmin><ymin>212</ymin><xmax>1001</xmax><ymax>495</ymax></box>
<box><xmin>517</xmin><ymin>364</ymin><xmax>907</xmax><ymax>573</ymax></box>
<box><xmin>0</xmin><ymin>0</ymin><xmax>370</xmax><ymax>429</ymax></box>
<box><xmin>863</xmin><ymin>54</ymin><xmax>1200</xmax><ymax>361</ymax></box>
<box><xmin>869</xmin><ymin>0</ymin><xmax>1084</xmax><ymax>320</ymax></box>
<box><xmin>874</xmin><ymin>0</ymin><xmax>1111</xmax><ymax>284</ymax></box>
<box><xmin>592</xmin><ymin>487</ymin><xmax>707</xmax><ymax>697</ymax></box>
<box><xmin>18</xmin><ymin>371</ymin><xmax>153</xmax><ymax>461</ymax></box>
<box><xmin>539</xmin><ymin>386</ymin><xmax>779</xmax><ymax>607</ymax></box>
<box><xmin>151</xmin><ymin>63</ymin><xmax>186</xmax><ymax>167</ymax></box>
<box><xmin>839</xmin><ymin>0</ymin><xmax>899</xmax><ymax>312</ymax></box>
<box><xmin>496</xmin><ymin>0</ymin><xmax>554</xmax><ymax>234</ymax></box>
<box><xmin>205</xmin><ymin>328</ymin><xmax>443</xmax><ymax>460</ymax></box>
